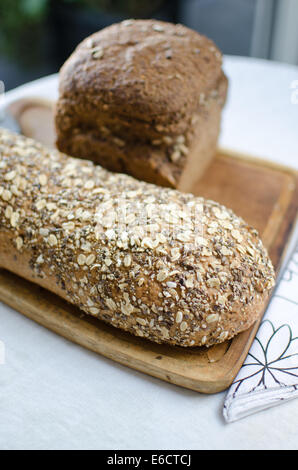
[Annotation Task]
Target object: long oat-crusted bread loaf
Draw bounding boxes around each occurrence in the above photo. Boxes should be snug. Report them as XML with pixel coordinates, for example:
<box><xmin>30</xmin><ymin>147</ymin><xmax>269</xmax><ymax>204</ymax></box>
<box><xmin>0</xmin><ymin>129</ymin><xmax>275</xmax><ymax>347</ymax></box>
<box><xmin>55</xmin><ymin>19</ymin><xmax>228</xmax><ymax>192</ymax></box>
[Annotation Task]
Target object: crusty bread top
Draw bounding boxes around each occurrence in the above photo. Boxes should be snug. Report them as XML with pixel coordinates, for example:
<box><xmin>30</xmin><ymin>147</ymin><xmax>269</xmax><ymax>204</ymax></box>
<box><xmin>0</xmin><ymin>128</ymin><xmax>275</xmax><ymax>347</ymax></box>
<box><xmin>58</xmin><ymin>19</ymin><xmax>226</xmax><ymax>124</ymax></box>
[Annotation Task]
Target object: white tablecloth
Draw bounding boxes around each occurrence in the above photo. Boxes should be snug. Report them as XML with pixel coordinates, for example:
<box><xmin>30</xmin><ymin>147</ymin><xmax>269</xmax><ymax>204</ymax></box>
<box><xmin>0</xmin><ymin>56</ymin><xmax>297</xmax><ymax>450</ymax></box>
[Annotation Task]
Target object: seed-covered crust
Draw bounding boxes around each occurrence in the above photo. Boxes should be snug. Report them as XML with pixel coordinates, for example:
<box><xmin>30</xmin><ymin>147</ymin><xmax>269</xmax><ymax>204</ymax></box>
<box><xmin>55</xmin><ymin>19</ymin><xmax>228</xmax><ymax>188</ymax></box>
<box><xmin>0</xmin><ymin>129</ymin><xmax>275</xmax><ymax>347</ymax></box>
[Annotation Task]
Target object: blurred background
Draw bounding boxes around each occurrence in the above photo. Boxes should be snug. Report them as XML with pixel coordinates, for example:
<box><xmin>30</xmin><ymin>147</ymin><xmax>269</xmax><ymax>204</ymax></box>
<box><xmin>1</xmin><ymin>0</ymin><xmax>298</xmax><ymax>91</ymax></box>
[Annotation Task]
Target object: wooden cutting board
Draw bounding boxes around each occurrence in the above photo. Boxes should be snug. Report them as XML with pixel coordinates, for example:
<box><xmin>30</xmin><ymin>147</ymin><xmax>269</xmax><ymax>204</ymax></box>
<box><xmin>0</xmin><ymin>99</ymin><xmax>297</xmax><ymax>393</ymax></box>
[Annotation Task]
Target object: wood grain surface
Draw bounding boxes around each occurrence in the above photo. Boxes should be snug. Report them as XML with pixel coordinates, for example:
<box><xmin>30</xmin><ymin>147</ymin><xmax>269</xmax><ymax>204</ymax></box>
<box><xmin>0</xmin><ymin>99</ymin><xmax>297</xmax><ymax>393</ymax></box>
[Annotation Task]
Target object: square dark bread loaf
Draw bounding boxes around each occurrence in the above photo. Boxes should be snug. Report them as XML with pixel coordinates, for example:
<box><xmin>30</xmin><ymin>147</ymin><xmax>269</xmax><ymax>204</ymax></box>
<box><xmin>55</xmin><ymin>19</ymin><xmax>228</xmax><ymax>191</ymax></box>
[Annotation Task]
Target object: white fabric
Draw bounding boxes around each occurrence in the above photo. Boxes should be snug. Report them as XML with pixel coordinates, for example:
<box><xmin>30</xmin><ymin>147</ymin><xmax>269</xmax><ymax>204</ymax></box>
<box><xmin>0</xmin><ymin>56</ymin><xmax>298</xmax><ymax>449</ymax></box>
<box><xmin>224</xmin><ymin>241</ymin><xmax>298</xmax><ymax>422</ymax></box>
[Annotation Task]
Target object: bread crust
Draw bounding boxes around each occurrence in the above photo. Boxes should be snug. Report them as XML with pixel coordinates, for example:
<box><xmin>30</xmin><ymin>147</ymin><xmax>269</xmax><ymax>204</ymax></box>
<box><xmin>0</xmin><ymin>129</ymin><xmax>275</xmax><ymax>347</ymax></box>
<box><xmin>55</xmin><ymin>19</ymin><xmax>228</xmax><ymax>189</ymax></box>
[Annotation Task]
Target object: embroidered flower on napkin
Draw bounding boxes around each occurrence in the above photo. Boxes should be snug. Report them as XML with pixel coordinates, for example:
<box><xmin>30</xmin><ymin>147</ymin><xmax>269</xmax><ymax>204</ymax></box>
<box><xmin>223</xmin><ymin>241</ymin><xmax>298</xmax><ymax>422</ymax></box>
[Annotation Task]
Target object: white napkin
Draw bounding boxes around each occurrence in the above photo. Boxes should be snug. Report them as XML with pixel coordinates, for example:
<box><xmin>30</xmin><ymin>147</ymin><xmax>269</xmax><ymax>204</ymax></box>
<box><xmin>223</xmin><ymin>239</ymin><xmax>298</xmax><ymax>423</ymax></box>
